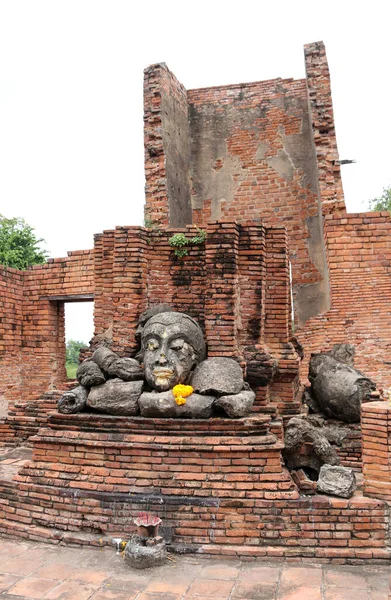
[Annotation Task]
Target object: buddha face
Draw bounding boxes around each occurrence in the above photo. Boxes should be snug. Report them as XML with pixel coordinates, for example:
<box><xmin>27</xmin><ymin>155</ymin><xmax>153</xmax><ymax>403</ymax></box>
<box><xmin>141</xmin><ymin>312</ymin><xmax>205</xmax><ymax>391</ymax></box>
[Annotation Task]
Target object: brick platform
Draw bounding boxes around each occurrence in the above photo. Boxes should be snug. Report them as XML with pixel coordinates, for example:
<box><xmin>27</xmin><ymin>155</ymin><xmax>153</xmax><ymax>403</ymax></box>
<box><xmin>0</xmin><ymin>414</ymin><xmax>389</xmax><ymax>562</ymax></box>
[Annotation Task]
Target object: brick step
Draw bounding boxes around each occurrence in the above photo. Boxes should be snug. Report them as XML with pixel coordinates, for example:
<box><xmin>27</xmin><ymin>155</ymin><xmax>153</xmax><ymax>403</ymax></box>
<box><xmin>47</xmin><ymin>413</ymin><xmax>272</xmax><ymax>437</ymax></box>
<box><xmin>0</xmin><ymin>518</ymin><xmax>112</xmax><ymax>547</ymax></box>
<box><xmin>194</xmin><ymin>543</ymin><xmax>391</xmax><ymax>564</ymax></box>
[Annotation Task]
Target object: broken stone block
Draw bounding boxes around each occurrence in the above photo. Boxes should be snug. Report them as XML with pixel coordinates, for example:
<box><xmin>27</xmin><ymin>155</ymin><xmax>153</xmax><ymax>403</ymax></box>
<box><xmin>283</xmin><ymin>416</ymin><xmax>340</xmax><ymax>473</ymax></box>
<box><xmin>309</xmin><ymin>352</ymin><xmax>376</xmax><ymax>422</ymax></box>
<box><xmin>317</xmin><ymin>464</ymin><xmax>356</xmax><ymax>498</ymax></box>
<box><xmin>58</xmin><ymin>386</ymin><xmax>88</xmax><ymax>414</ymax></box>
<box><xmin>215</xmin><ymin>390</ymin><xmax>255</xmax><ymax>418</ymax></box>
<box><xmin>190</xmin><ymin>357</ymin><xmax>244</xmax><ymax>395</ymax></box>
<box><xmin>87</xmin><ymin>379</ymin><xmax>143</xmax><ymax>415</ymax></box>
<box><xmin>139</xmin><ymin>391</ymin><xmax>215</xmax><ymax>418</ymax></box>
<box><xmin>91</xmin><ymin>346</ymin><xmax>118</xmax><ymax>376</ymax></box>
<box><xmin>106</xmin><ymin>357</ymin><xmax>143</xmax><ymax>381</ymax></box>
<box><xmin>76</xmin><ymin>361</ymin><xmax>105</xmax><ymax>387</ymax></box>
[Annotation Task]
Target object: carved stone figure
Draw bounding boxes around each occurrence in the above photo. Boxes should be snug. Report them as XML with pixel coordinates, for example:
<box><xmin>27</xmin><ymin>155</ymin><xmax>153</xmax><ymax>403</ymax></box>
<box><xmin>58</xmin><ymin>307</ymin><xmax>256</xmax><ymax>419</ymax></box>
<box><xmin>141</xmin><ymin>312</ymin><xmax>206</xmax><ymax>391</ymax></box>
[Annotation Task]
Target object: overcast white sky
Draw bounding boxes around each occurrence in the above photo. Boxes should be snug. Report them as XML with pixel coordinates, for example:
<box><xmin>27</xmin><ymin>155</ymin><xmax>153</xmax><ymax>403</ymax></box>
<box><xmin>1</xmin><ymin>0</ymin><xmax>390</xmax><ymax>343</ymax></box>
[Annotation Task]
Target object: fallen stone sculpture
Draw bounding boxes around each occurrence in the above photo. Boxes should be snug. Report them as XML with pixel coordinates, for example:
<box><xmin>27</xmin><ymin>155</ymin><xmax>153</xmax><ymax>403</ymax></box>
<box><xmin>317</xmin><ymin>464</ymin><xmax>357</xmax><ymax>498</ymax></box>
<box><xmin>283</xmin><ymin>415</ymin><xmax>341</xmax><ymax>474</ymax></box>
<box><xmin>190</xmin><ymin>357</ymin><xmax>244</xmax><ymax>395</ymax></box>
<box><xmin>307</xmin><ymin>345</ymin><xmax>376</xmax><ymax>422</ymax></box>
<box><xmin>58</xmin><ymin>307</ymin><xmax>256</xmax><ymax>419</ymax></box>
<box><xmin>215</xmin><ymin>390</ymin><xmax>255</xmax><ymax>418</ymax></box>
<box><xmin>139</xmin><ymin>390</ymin><xmax>215</xmax><ymax>418</ymax></box>
<box><xmin>76</xmin><ymin>361</ymin><xmax>105</xmax><ymax>387</ymax></box>
<box><xmin>87</xmin><ymin>379</ymin><xmax>143</xmax><ymax>415</ymax></box>
<box><xmin>58</xmin><ymin>386</ymin><xmax>88</xmax><ymax>414</ymax></box>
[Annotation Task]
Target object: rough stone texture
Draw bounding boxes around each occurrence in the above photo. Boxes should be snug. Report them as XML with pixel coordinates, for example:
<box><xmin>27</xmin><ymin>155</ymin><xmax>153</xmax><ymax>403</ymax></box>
<box><xmin>317</xmin><ymin>464</ymin><xmax>357</xmax><ymax>498</ymax></box>
<box><xmin>106</xmin><ymin>357</ymin><xmax>143</xmax><ymax>381</ymax></box>
<box><xmin>76</xmin><ymin>361</ymin><xmax>105</xmax><ymax>387</ymax></box>
<box><xmin>87</xmin><ymin>379</ymin><xmax>143</xmax><ymax>415</ymax></box>
<box><xmin>329</xmin><ymin>343</ymin><xmax>355</xmax><ymax>366</ymax></box>
<box><xmin>124</xmin><ymin>536</ymin><xmax>167</xmax><ymax>569</ymax></box>
<box><xmin>191</xmin><ymin>358</ymin><xmax>244</xmax><ymax>396</ymax></box>
<box><xmin>91</xmin><ymin>347</ymin><xmax>118</xmax><ymax>376</ymax></box>
<box><xmin>283</xmin><ymin>416</ymin><xmax>340</xmax><ymax>474</ymax></box>
<box><xmin>309</xmin><ymin>353</ymin><xmax>376</xmax><ymax>422</ymax></box>
<box><xmin>139</xmin><ymin>391</ymin><xmax>215</xmax><ymax>419</ymax></box>
<box><xmin>58</xmin><ymin>386</ymin><xmax>88</xmax><ymax>414</ymax></box>
<box><xmin>215</xmin><ymin>391</ymin><xmax>255</xmax><ymax>418</ymax></box>
<box><xmin>135</xmin><ymin>303</ymin><xmax>173</xmax><ymax>345</ymax></box>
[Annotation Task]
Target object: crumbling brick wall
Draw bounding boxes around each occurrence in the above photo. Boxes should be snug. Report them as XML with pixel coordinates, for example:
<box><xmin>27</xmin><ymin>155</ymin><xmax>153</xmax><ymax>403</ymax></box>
<box><xmin>0</xmin><ymin>250</ymin><xmax>95</xmax><ymax>414</ymax></box>
<box><xmin>143</xmin><ymin>43</ymin><xmax>336</xmax><ymax>329</ymax></box>
<box><xmin>0</xmin><ymin>222</ymin><xmax>300</xmax><ymax>443</ymax></box>
<box><xmin>297</xmin><ymin>211</ymin><xmax>391</xmax><ymax>388</ymax></box>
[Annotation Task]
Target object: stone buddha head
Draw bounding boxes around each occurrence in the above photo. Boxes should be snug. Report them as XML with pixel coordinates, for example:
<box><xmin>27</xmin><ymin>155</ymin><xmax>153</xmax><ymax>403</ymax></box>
<box><xmin>141</xmin><ymin>311</ymin><xmax>206</xmax><ymax>391</ymax></box>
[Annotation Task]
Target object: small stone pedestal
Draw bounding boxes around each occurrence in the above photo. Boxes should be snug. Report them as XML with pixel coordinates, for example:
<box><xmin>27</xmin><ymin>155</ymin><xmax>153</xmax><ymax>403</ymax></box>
<box><xmin>124</xmin><ymin>535</ymin><xmax>166</xmax><ymax>569</ymax></box>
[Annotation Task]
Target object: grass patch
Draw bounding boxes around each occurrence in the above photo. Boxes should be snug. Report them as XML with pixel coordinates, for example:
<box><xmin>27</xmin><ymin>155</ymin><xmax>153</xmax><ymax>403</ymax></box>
<box><xmin>66</xmin><ymin>362</ymin><xmax>78</xmax><ymax>379</ymax></box>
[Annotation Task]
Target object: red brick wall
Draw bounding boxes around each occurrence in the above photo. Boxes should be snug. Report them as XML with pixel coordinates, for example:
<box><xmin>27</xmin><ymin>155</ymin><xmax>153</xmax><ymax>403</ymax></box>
<box><xmin>297</xmin><ymin>211</ymin><xmax>391</xmax><ymax>388</ymax></box>
<box><xmin>304</xmin><ymin>41</ymin><xmax>345</xmax><ymax>215</ymax></box>
<box><xmin>0</xmin><ymin>267</ymin><xmax>24</xmax><ymax>437</ymax></box>
<box><xmin>361</xmin><ymin>401</ymin><xmax>391</xmax><ymax>501</ymax></box>
<box><xmin>0</xmin><ymin>251</ymin><xmax>95</xmax><ymax>408</ymax></box>
<box><xmin>143</xmin><ymin>45</ymin><xmax>335</xmax><ymax>328</ymax></box>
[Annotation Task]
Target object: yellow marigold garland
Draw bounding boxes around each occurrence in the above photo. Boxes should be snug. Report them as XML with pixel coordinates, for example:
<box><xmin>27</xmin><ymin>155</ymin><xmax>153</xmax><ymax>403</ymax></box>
<box><xmin>172</xmin><ymin>384</ymin><xmax>193</xmax><ymax>406</ymax></box>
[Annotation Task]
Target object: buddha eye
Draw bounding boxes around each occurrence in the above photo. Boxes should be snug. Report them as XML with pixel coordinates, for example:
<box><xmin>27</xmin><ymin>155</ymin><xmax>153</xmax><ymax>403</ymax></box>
<box><xmin>147</xmin><ymin>340</ymin><xmax>159</xmax><ymax>351</ymax></box>
<box><xmin>170</xmin><ymin>339</ymin><xmax>184</xmax><ymax>351</ymax></box>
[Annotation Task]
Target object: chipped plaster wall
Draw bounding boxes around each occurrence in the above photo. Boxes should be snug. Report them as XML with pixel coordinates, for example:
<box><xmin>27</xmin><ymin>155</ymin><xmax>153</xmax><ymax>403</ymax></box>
<box><xmin>188</xmin><ymin>79</ymin><xmax>330</xmax><ymax>326</ymax></box>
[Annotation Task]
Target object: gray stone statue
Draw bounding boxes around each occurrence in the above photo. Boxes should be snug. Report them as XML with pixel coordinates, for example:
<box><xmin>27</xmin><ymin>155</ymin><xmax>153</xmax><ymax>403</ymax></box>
<box><xmin>141</xmin><ymin>311</ymin><xmax>206</xmax><ymax>391</ymax></box>
<box><xmin>58</xmin><ymin>306</ymin><xmax>255</xmax><ymax>419</ymax></box>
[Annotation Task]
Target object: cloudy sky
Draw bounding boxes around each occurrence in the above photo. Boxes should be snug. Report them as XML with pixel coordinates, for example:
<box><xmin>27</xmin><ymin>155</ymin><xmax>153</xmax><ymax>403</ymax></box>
<box><xmin>0</xmin><ymin>1</ymin><xmax>389</xmax><ymax>342</ymax></box>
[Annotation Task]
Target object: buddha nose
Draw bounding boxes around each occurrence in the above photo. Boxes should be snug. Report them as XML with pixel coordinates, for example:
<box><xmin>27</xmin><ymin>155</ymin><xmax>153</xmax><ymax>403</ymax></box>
<box><xmin>158</xmin><ymin>353</ymin><xmax>167</xmax><ymax>365</ymax></box>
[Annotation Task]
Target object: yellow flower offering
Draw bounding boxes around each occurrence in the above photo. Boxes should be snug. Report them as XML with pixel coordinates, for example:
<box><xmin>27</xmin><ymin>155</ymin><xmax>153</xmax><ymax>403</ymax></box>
<box><xmin>172</xmin><ymin>384</ymin><xmax>193</xmax><ymax>406</ymax></box>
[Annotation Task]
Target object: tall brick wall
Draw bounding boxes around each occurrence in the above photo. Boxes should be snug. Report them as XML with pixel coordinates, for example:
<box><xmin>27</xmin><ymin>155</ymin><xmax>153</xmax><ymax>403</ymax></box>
<box><xmin>297</xmin><ymin>211</ymin><xmax>391</xmax><ymax>388</ymax></box>
<box><xmin>304</xmin><ymin>42</ymin><xmax>345</xmax><ymax>214</ymax></box>
<box><xmin>144</xmin><ymin>64</ymin><xmax>192</xmax><ymax>228</ymax></box>
<box><xmin>143</xmin><ymin>47</ymin><xmax>334</xmax><ymax>328</ymax></box>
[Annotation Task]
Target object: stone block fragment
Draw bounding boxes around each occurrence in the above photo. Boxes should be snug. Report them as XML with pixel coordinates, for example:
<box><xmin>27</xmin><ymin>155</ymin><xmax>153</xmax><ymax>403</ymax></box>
<box><xmin>87</xmin><ymin>379</ymin><xmax>143</xmax><ymax>415</ymax></box>
<box><xmin>139</xmin><ymin>391</ymin><xmax>215</xmax><ymax>418</ymax></box>
<box><xmin>317</xmin><ymin>464</ymin><xmax>356</xmax><ymax>498</ymax></box>
<box><xmin>107</xmin><ymin>357</ymin><xmax>143</xmax><ymax>381</ymax></box>
<box><xmin>215</xmin><ymin>390</ymin><xmax>255</xmax><ymax>418</ymax></box>
<box><xmin>190</xmin><ymin>357</ymin><xmax>244</xmax><ymax>395</ymax></box>
<box><xmin>76</xmin><ymin>361</ymin><xmax>105</xmax><ymax>387</ymax></box>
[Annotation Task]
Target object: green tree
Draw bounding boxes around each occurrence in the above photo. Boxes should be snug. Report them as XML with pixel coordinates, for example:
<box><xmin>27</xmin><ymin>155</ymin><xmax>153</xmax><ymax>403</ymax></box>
<box><xmin>66</xmin><ymin>339</ymin><xmax>87</xmax><ymax>365</ymax></box>
<box><xmin>66</xmin><ymin>339</ymin><xmax>87</xmax><ymax>379</ymax></box>
<box><xmin>368</xmin><ymin>186</ymin><xmax>391</xmax><ymax>213</ymax></box>
<box><xmin>0</xmin><ymin>215</ymin><xmax>48</xmax><ymax>269</ymax></box>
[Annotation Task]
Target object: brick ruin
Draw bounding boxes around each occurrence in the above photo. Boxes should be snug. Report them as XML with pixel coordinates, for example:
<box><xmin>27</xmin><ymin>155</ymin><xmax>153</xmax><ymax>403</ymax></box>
<box><xmin>0</xmin><ymin>41</ymin><xmax>391</xmax><ymax>562</ymax></box>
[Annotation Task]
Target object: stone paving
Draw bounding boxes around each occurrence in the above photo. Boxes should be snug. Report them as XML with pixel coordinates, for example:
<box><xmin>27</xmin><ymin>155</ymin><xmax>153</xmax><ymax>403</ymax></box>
<box><xmin>0</xmin><ymin>538</ymin><xmax>389</xmax><ymax>599</ymax></box>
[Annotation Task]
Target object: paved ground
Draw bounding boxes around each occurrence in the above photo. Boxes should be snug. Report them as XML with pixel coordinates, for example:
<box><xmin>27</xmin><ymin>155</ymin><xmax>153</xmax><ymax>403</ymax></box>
<box><xmin>0</xmin><ymin>538</ymin><xmax>389</xmax><ymax>600</ymax></box>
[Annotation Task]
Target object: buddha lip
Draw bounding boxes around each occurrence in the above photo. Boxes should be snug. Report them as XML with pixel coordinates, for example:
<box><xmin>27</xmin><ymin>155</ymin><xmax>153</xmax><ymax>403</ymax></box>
<box><xmin>153</xmin><ymin>369</ymin><xmax>174</xmax><ymax>376</ymax></box>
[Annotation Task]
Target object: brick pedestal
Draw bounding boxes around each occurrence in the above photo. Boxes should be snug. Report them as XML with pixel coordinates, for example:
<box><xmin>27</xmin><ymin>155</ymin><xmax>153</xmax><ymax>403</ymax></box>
<box><xmin>362</xmin><ymin>401</ymin><xmax>391</xmax><ymax>500</ymax></box>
